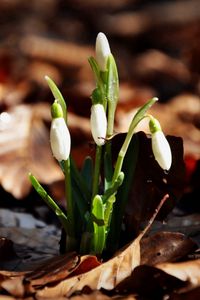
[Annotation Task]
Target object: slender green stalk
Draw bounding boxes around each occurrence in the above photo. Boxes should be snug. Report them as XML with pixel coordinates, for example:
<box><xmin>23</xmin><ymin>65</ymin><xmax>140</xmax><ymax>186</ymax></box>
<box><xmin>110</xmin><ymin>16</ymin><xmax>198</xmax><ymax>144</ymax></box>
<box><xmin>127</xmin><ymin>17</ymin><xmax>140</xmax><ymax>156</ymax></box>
<box><xmin>63</xmin><ymin>158</ymin><xmax>75</xmax><ymax>238</ymax></box>
<box><xmin>112</xmin><ymin>97</ymin><xmax>158</xmax><ymax>183</ymax></box>
<box><xmin>92</xmin><ymin>145</ymin><xmax>102</xmax><ymax>198</ymax></box>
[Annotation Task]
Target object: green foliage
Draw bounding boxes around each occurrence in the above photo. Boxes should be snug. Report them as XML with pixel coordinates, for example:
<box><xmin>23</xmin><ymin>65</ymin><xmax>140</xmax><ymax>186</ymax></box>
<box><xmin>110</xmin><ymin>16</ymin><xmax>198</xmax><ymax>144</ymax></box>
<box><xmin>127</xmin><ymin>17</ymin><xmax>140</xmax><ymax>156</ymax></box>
<box><xmin>29</xmin><ymin>35</ymin><xmax>165</xmax><ymax>256</ymax></box>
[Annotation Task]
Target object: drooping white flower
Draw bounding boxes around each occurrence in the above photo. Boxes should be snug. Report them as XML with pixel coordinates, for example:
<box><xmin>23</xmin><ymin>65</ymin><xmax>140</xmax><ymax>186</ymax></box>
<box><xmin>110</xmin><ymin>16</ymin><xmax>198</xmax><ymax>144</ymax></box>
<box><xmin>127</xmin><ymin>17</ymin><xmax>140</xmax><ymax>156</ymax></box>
<box><xmin>90</xmin><ymin>104</ymin><xmax>107</xmax><ymax>146</ymax></box>
<box><xmin>149</xmin><ymin>118</ymin><xmax>172</xmax><ymax>171</ymax></box>
<box><xmin>95</xmin><ymin>32</ymin><xmax>111</xmax><ymax>72</ymax></box>
<box><xmin>50</xmin><ymin>101</ymin><xmax>71</xmax><ymax>161</ymax></box>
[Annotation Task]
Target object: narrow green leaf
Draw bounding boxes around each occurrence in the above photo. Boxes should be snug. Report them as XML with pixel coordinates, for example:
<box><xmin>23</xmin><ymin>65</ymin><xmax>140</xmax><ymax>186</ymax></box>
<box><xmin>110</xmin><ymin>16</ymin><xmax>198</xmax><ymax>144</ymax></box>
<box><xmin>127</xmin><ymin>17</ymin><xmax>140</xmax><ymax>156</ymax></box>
<box><xmin>88</xmin><ymin>57</ymin><xmax>102</xmax><ymax>88</ymax></box>
<box><xmin>29</xmin><ymin>173</ymin><xmax>68</xmax><ymax>232</ymax></box>
<box><xmin>81</xmin><ymin>156</ymin><xmax>93</xmax><ymax>192</ymax></box>
<box><xmin>106</xmin><ymin>54</ymin><xmax>119</xmax><ymax>104</ymax></box>
<box><xmin>104</xmin><ymin>151</ymin><xmax>113</xmax><ymax>190</ymax></box>
<box><xmin>71</xmin><ymin>158</ymin><xmax>91</xmax><ymax>203</ymax></box>
<box><xmin>60</xmin><ymin>158</ymin><xmax>91</xmax><ymax>205</ymax></box>
<box><xmin>71</xmin><ymin>178</ymin><xmax>89</xmax><ymax>222</ymax></box>
<box><xmin>102</xmin><ymin>171</ymin><xmax>124</xmax><ymax>203</ymax></box>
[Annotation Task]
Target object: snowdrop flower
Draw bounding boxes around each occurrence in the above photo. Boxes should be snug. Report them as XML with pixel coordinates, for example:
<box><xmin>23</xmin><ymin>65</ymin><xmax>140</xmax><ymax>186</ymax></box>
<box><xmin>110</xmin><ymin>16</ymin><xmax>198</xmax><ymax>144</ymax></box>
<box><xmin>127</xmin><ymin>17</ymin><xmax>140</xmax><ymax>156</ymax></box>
<box><xmin>90</xmin><ymin>104</ymin><xmax>107</xmax><ymax>146</ymax></box>
<box><xmin>50</xmin><ymin>101</ymin><xmax>71</xmax><ymax>161</ymax></box>
<box><xmin>95</xmin><ymin>32</ymin><xmax>111</xmax><ymax>72</ymax></box>
<box><xmin>149</xmin><ymin>117</ymin><xmax>172</xmax><ymax>171</ymax></box>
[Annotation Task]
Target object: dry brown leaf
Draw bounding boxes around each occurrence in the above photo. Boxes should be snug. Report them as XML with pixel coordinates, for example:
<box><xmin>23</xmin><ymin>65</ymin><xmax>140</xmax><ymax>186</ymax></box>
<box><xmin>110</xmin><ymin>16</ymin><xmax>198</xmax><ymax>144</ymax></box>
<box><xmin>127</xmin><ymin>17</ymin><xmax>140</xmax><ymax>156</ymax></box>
<box><xmin>1</xmin><ymin>276</ymin><xmax>25</xmax><ymax>297</ymax></box>
<box><xmin>36</xmin><ymin>233</ymin><xmax>142</xmax><ymax>298</ymax></box>
<box><xmin>0</xmin><ymin>296</ymin><xmax>17</xmax><ymax>300</ymax></box>
<box><xmin>36</xmin><ymin>195</ymin><xmax>168</xmax><ymax>298</ymax></box>
<box><xmin>25</xmin><ymin>253</ymin><xmax>79</xmax><ymax>287</ymax></box>
<box><xmin>70</xmin><ymin>291</ymin><xmax>137</xmax><ymax>300</ymax></box>
<box><xmin>156</xmin><ymin>259</ymin><xmax>200</xmax><ymax>288</ymax></box>
<box><xmin>20</xmin><ymin>35</ymin><xmax>93</xmax><ymax>68</ymax></box>
<box><xmin>0</xmin><ymin>103</ymin><xmax>63</xmax><ymax>198</ymax></box>
<box><xmin>141</xmin><ymin>232</ymin><xmax>196</xmax><ymax>266</ymax></box>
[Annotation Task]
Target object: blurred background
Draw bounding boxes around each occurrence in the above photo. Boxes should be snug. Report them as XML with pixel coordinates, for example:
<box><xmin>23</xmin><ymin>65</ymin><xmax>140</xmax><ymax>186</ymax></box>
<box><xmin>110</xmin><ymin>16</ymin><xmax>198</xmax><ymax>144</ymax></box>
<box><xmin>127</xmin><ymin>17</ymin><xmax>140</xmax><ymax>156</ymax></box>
<box><xmin>0</xmin><ymin>0</ymin><xmax>200</xmax><ymax>211</ymax></box>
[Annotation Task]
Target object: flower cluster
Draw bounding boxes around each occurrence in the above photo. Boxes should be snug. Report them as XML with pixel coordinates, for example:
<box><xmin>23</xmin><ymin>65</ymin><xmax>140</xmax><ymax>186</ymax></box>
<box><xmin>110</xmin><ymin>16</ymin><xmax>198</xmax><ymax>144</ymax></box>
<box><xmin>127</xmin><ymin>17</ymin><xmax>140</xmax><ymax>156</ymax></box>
<box><xmin>30</xmin><ymin>32</ymin><xmax>172</xmax><ymax>256</ymax></box>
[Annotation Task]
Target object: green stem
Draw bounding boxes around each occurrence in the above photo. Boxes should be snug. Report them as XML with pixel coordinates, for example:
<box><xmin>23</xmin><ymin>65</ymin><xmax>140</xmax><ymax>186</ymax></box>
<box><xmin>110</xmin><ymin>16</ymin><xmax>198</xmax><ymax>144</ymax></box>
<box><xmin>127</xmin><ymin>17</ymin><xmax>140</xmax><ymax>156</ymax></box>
<box><xmin>112</xmin><ymin>97</ymin><xmax>158</xmax><ymax>183</ymax></box>
<box><xmin>92</xmin><ymin>145</ymin><xmax>102</xmax><ymax>198</ymax></box>
<box><xmin>63</xmin><ymin>158</ymin><xmax>75</xmax><ymax>238</ymax></box>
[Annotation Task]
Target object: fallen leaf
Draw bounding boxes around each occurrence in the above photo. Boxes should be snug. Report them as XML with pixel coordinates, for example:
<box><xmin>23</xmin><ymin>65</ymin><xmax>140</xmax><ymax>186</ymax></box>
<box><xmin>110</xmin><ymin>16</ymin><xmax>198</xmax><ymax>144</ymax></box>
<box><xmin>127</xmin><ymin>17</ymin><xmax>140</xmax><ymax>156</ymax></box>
<box><xmin>114</xmin><ymin>264</ymin><xmax>185</xmax><ymax>298</ymax></box>
<box><xmin>25</xmin><ymin>252</ymin><xmax>79</xmax><ymax>286</ymax></box>
<box><xmin>156</xmin><ymin>259</ymin><xmax>200</xmax><ymax>288</ymax></box>
<box><xmin>70</xmin><ymin>290</ymin><xmax>137</xmax><ymax>300</ymax></box>
<box><xmin>141</xmin><ymin>232</ymin><xmax>197</xmax><ymax>266</ymax></box>
<box><xmin>170</xmin><ymin>286</ymin><xmax>200</xmax><ymax>300</ymax></box>
<box><xmin>1</xmin><ymin>275</ymin><xmax>25</xmax><ymax>297</ymax></box>
<box><xmin>124</xmin><ymin>132</ymin><xmax>185</xmax><ymax>236</ymax></box>
<box><xmin>36</xmin><ymin>195</ymin><xmax>169</xmax><ymax>298</ymax></box>
<box><xmin>70</xmin><ymin>255</ymin><xmax>101</xmax><ymax>276</ymax></box>
<box><xmin>0</xmin><ymin>103</ymin><xmax>63</xmax><ymax>199</ymax></box>
<box><xmin>0</xmin><ymin>296</ymin><xmax>17</xmax><ymax>300</ymax></box>
<box><xmin>36</xmin><ymin>233</ymin><xmax>142</xmax><ymax>298</ymax></box>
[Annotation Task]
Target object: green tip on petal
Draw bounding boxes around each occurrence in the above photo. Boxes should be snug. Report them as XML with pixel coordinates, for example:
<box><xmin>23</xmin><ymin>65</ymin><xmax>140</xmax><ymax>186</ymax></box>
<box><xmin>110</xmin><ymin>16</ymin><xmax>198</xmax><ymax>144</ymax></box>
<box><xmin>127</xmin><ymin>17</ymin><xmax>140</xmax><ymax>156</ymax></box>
<box><xmin>149</xmin><ymin>117</ymin><xmax>162</xmax><ymax>134</ymax></box>
<box><xmin>51</xmin><ymin>101</ymin><xmax>63</xmax><ymax>119</ymax></box>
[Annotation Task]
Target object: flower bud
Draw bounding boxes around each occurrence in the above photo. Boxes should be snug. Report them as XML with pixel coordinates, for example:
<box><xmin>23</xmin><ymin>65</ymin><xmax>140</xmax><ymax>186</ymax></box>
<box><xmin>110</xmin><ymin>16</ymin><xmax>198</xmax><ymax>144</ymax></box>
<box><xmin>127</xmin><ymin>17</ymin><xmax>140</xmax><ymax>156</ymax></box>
<box><xmin>149</xmin><ymin>118</ymin><xmax>172</xmax><ymax>171</ymax></box>
<box><xmin>90</xmin><ymin>104</ymin><xmax>107</xmax><ymax>146</ymax></box>
<box><xmin>95</xmin><ymin>32</ymin><xmax>111</xmax><ymax>72</ymax></box>
<box><xmin>50</xmin><ymin>104</ymin><xmax>71</xmax><ymax>161</ymax></box>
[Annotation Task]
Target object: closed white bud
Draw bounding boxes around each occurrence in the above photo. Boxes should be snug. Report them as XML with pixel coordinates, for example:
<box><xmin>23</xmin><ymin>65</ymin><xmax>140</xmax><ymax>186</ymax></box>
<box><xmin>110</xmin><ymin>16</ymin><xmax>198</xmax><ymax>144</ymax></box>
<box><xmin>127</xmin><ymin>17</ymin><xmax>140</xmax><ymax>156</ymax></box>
<box><xmin>90</xmin><ymin>104</ymin><xmax>107</xmax><ymax>146</ymax></box>
<box><xmin>50</xmin><ymin>117</ymin><xmax>71</xmax><ymax>161</ymax></box>
<box><xmin>95</xmin><ymin>32</ymin><xmax>111</xmax><ymax>72</ymax></box>
<box><xmin>149</xmin><ymin>118</ymin><xmax>172</xmax><ymax>171</ymax></box>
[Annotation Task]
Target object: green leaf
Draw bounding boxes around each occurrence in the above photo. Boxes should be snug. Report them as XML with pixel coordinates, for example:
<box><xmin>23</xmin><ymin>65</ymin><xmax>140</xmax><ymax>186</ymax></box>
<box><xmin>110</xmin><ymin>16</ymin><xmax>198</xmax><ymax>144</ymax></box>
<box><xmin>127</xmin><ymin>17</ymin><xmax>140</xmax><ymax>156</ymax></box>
<box><xmin>81</xmin><ymin>156</ymin><xmax>93</xmax><ymax>193</ymax></box>
<box><xmin>45</xmin><ymin>76</ymin><xmax>67</xmax><ymax>121</ymax></box>
<box><xmin>102</xmin><ymin>171</ymin><xmax>124</xmax><ymax>203</ymax></box>
<box><xmin>104</xmin><ymin>151</ymin><xmax>113</xmax><ymax>190</ymax></box>
<box><xmin>91</xmin><ymin>195</ymin><xmax>106</xmax><ymax>255</ymax></box>
<box><xmin>104</xmin><ymin>194</ymin><xmax>116</xmax><ymax>229</ymax></box>
<box><xmin>108</xmin><ymin>134</ymin><xmax>139</xmax><ymax>253</ymax></box>
<box><xmin>106</xmin><ymin>54</ymin><xmax>119</xmax><ymax>104</ymax></box>
<box><xmin>60</xmin><ymin>158</ymin><xmax>91</xmax><ymax>205</ymax></box>
<box><xmin>129</xmin><ymin>97</ymin><xmax>158</xmax><ymax>132</ymax></box>
<box><xmin>88</xmin><ymin>57</ymin><xmax>102</xmax><ymax>88</ymax></box>
<box><xmin>71</xmin><ymin>158</ymin><xmax>91</xmax><ymax>203</ymax></box>
<box><xmin>29</xmin><ymin>173</ymin><xmax>68</xmax><ymax>232</ymax></box>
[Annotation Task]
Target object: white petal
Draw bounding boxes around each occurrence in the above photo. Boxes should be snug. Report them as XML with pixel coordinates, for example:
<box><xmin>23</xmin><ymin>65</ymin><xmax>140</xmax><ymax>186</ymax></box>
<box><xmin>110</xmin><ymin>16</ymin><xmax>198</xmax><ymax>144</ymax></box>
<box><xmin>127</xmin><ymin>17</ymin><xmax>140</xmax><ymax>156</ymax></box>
<box><xmin>95</xmin><ymin>32</ymin><xmax>111</xmax><ymax>72</ymax></box>
<box><xmin>151</xmin><ymin>131</ymin><xmax>172</xmax><ymax>171</ymax></box>
<box><xmin>90</xmin><ymin>104</ymin><xmax>107</xmax><ymax>146</ymax></box>
<box><xmin>50</xmin><ymin>118</ymin><xmax>71</xmax><ymax>161</ymax></box>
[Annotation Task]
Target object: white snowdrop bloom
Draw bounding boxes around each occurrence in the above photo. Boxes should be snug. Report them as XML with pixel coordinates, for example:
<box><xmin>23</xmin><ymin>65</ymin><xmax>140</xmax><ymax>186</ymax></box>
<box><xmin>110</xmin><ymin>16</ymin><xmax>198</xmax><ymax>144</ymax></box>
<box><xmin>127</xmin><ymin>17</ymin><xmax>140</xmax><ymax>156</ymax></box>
<box><xmin>150</xmin><ymin>117</ymin><xmax>172</xmax><ymax>171</ymax></box>
<box><xmin>50</xmin><ymin>117</ymin><xmax>71</xmax><ymax>161</ymax></box>
<box><xmin>90</xmin><ymin>104</ymin><xmax>107</xmax><ymax>146</ymax></box>
<box><xmin>95</xmin><ymin>32</ymin><xmax>111</xmax><ymax>72</ymax></box>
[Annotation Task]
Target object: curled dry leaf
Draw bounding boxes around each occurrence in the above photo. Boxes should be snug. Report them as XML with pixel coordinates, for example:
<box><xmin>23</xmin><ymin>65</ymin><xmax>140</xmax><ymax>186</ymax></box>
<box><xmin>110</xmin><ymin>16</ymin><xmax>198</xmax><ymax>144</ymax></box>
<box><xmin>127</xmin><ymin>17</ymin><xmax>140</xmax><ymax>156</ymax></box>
<box><xmin>25</xmin><ymin>252</ymin><xmax>80</xmax><ymax>287</ymax></box>
<box><xmin>36</xmin><ymin>233</ymin><xmax>142</xmax><ymax>298</ymax></box>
